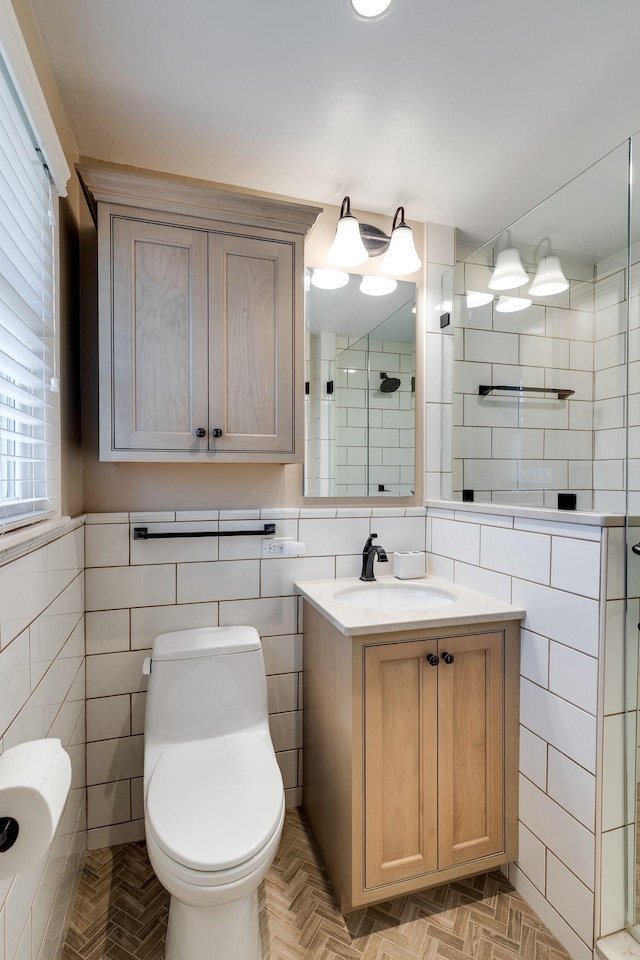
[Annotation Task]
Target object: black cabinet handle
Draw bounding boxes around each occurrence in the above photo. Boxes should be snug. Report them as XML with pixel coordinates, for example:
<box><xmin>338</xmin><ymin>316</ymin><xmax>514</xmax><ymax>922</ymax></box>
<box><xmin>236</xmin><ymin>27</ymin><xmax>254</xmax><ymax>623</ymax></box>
<box><xmin>212</xmin><ymin>428</ymin><xmax>223</xmax><ymax>438</ymax></box>
<box><xmin>426</xmin><ymin>654</ymin><xmax>439</xmax><ymax>666</ymax></box>
<box><xmin>633</xmin><ymin>543</ymin><xmax>640</xmax><ymax>555</ymax></box>
<box><xmin>195</xmin><ymin>428</ymin><xmax>206</xmax><ymax>438</ymax></box>
<box><xmin>442</xmin><ymin>652</ymin><xmax>454</xmax><ymax>664</ymax></box>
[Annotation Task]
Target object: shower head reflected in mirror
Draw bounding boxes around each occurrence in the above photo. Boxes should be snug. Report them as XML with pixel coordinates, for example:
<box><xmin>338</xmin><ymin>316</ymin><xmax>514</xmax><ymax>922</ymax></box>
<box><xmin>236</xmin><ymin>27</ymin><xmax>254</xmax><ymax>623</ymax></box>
<box><xmin>379</xmin><ymin>372</ymin><xmax>401</xmax><ymax>393</ymax></box>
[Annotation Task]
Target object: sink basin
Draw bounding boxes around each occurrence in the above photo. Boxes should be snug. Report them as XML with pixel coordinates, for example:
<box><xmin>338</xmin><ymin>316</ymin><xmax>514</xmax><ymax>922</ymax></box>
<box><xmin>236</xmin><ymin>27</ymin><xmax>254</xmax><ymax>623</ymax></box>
<box><xmin>335</xmin><ymin>582</ymin><xmax>455</xmax><ymax>611</ymax></box>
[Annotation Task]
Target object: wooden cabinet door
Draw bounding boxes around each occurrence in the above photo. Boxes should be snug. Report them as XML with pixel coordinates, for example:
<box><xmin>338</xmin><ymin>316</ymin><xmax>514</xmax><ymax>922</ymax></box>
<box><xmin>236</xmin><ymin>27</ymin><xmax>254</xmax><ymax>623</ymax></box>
<box><xmin>208</xmin><ymin>234</ymin><xmax>294</xmax><ymax>456</ymax></box>
<box><xmin>437</xmin><ymin>632</ymin><xmax>504</xmax><ymax>868</ymax></box>
<box><xmin>364</xmin><ymin>640</ymin><xmax>438</xmax><ymax>888</ymax></box>
<box><xmin>111</xmin><ymin>218</ymin><xmax>209</xmax><ymax>450</ymax></box>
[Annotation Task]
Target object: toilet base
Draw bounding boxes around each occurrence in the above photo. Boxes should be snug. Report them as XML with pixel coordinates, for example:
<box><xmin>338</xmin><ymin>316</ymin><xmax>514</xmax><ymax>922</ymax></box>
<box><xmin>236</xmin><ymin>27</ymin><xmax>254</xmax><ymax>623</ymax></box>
<box><xmin>165</xmin><ymin>889</ymin><xmax>262</xmax><ymax>960</ymax></box>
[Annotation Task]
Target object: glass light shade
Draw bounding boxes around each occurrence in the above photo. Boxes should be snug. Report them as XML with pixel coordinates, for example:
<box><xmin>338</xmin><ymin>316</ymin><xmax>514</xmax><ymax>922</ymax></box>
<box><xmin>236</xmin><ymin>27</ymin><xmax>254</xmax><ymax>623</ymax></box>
<box><xmin>495</xmin><ymin>295</ymin><xmax>532</xmax><ymax>313</ymax></box>
<box><xmin>466</xmin><ymin>290</ymin><xmax>494</xmax><ymax>308</ymax></box>
<box><xmin>380</xmin><ymin>223</ymin><xmax>422</xmax><ymax>276</ymax></box>
<box><xmin>359</xmin><ymin>276</ymin><xmax>397</xmax><ymax>296</ymax></box>
<box><xmin>351</xmin><ymin>0</ymin><xmax>392</xmax><ymax>16</ymax></box>
<box><xmin>488</xmin><ymin>247</ymin><xmax>528</xmax><ymax>290</ymax></box>
<box><xmin>327</xmin><ymin>215</ymin><xmax>369</xmax><ymax>268</ymax></box>
<box><xmin>310</xmin><ymin>268</ymin><xmax>349</xmax><ymax>290</ymax></box>
<box><xmin>528</xmin><ymin>255</ymin><xmax>569</xmax><ymax>297</ymax></box>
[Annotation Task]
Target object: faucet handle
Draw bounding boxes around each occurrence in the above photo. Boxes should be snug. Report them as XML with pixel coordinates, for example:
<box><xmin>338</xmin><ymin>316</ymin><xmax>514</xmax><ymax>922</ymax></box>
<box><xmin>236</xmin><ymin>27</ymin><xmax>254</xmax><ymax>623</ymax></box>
<box><xmin>363</xmin><ymin>533</ymin><xmax>377</xmax><ymax>551</ymax></box>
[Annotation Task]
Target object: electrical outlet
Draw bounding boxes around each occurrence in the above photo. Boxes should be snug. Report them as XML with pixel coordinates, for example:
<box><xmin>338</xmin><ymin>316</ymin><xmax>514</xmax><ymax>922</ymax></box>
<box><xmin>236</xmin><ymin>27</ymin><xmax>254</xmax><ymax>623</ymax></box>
<box><xmin>262</xmin><ymin>537</ymin><xmax>293</xmax><ymax>558</ymax></box>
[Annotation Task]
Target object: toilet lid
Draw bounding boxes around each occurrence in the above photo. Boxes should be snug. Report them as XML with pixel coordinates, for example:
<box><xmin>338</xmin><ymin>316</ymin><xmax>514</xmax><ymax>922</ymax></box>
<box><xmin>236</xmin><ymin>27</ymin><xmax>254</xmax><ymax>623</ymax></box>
<box><xmin>146</xmin><ymin>736</ymin><xmax>284</xmax><ymax>872</ymax></box>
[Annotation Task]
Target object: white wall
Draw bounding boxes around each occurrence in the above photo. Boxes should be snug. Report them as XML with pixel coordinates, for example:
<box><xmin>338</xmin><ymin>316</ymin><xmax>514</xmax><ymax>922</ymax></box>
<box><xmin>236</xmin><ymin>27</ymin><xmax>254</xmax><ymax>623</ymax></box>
<box><xmin>0</xmin><ymin>523</ymin><xmax>86</xmax><ymax>960</ymax></box>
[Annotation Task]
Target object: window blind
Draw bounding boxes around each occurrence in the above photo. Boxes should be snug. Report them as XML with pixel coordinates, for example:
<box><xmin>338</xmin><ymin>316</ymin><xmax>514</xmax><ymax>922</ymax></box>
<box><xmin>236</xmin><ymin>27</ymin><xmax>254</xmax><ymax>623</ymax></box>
<box><xmin>0</xmin><ymin>57</ymin><xmax>58</xmax><ymax>533</ymax></box>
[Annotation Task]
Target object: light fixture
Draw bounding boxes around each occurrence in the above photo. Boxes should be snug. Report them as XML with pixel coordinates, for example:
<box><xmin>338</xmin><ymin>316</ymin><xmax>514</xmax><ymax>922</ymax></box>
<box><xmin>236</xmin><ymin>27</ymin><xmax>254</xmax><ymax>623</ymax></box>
<box><xmin>350</xmin><ymin>0</ymin><xmax>392</xmax><ymax>18</ymax></box>
<box><xmin>310</xmin><ymin>268</ymin><xmax>349</xmax><ymax>290</ymax></box>
<box><xmin>380</xmin><ymin>207</ymin><xmax>422</xmax><ymax>276</ymax></box>
<box><xmin>327</xmin><ymin>197</ymin><xmax>368</xmax><ymax>268</ymax></box>
<box><xmin>488</xmin><ymin>232</ymin><xmax>528</xmax><ymax>291</ymax></box>
<box><xmin>466</xmin><ymin>290</ymin><xmax>494</xmax><ymax>308</ymax></box>
<box><xmin>359</xmin><ymin>276</ymin><xmax>397</xmax><ymax>296</ymax></box>
<box><xmin>528</xmin><ymin>238</ymin><xmax>569</xmax><ymax>297</ymax></box>
<box><xmin>327</xmin><ymin>197</ymin><xmax>422</xmax><ymax>276</ymax></box>
<box><xmin>495</xmin><ymin>296</ymin><xmax>532</xmax><ymax>313</ymax></box>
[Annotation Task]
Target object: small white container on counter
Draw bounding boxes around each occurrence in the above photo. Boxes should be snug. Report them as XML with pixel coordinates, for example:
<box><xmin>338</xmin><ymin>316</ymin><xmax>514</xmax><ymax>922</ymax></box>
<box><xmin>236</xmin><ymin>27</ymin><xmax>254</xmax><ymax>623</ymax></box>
<box><xmin>393</xmin><ymin>551</ymin><xmax>426</xmax><ymax>580</ymax></box>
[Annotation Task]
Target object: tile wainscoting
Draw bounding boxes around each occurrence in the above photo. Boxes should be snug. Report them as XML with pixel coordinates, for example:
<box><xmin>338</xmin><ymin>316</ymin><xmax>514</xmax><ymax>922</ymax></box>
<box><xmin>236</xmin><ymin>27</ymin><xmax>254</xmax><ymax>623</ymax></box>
<box><xmin>5</xmin><ymin>505</ymin><xmax>617</xmax><ymax>960</ymax></box>
<box><xmin>82</xmin><ymin>507</ymin><xmax>428</xmax><ymax>849</ymax></box>
<box><xmin>0</xmin><ymin>521</ymin><xmax>86</xmax><ymax>960</ymax></box>
<box><xmin>425</xmin><ymin>505</ymin><xmax>625</xmax><ymax>960</ymax></box>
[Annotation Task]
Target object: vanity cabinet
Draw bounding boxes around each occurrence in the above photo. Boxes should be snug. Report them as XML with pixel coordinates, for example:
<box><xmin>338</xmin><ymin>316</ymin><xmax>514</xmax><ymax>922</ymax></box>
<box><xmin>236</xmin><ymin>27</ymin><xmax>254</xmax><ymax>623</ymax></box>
<box><xmin>78</xmin><ymin>163</ymin><xmax>321</xmax><ymax>462</ymax></box>
<box><xmin>302</xmin><ymin>604</ymin><xmax>519</xmax><ymax>912</ymax></box>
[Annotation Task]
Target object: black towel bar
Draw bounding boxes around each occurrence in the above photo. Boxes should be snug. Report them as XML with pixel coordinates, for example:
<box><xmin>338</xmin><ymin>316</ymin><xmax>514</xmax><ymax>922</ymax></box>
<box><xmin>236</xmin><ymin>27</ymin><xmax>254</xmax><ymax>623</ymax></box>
<box><xmin>133</xmin><ymin>524</ymin><xmax>276</xmax><ymax>540</ymax></box>
<box><xmin>479</xmin><ymin>384</ymin><xmax>574</xmax><ymax>400</ymax></box>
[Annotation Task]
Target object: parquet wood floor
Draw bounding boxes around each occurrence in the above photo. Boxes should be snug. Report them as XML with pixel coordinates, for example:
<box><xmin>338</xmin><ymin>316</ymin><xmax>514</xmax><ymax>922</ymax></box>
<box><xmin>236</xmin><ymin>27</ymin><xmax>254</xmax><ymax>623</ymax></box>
<box><xmin>62</xmin><ymin>809</ymin><xmax>573</xmax><ymax>960</ymax></box>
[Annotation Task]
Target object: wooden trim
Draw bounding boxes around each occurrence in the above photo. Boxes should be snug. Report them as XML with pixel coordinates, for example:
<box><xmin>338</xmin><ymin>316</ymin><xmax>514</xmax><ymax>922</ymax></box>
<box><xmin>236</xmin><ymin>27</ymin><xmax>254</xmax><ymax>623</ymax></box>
<box><xmin>77</xmin><ymin>162</ymin><xmax>322</xmax><ymax>235</ymax></box>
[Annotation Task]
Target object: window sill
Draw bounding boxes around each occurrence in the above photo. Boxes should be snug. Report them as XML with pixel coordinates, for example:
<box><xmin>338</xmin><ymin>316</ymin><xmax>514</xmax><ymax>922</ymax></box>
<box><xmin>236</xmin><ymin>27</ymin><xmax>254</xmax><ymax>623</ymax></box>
<box><xmin>0</xmin><ymin>514</ymin><xmax>86</xmax><ymax>566</ymax></box>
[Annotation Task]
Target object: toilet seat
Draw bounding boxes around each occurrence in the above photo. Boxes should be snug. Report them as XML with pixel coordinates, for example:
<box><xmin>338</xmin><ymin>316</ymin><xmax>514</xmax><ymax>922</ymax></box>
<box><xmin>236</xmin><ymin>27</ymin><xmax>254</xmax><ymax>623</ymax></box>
<box><xmin>145</xmin><ymin>734</ymin><xmax>284</xmax><ymax>873</ymax></box>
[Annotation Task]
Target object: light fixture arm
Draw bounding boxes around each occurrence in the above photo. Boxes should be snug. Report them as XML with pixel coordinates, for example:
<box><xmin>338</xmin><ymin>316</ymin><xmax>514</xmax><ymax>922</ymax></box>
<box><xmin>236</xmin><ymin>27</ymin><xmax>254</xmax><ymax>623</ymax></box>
<box><xmin>339</xmin><ymin>196</ymin><xmax>352</xmax><ymax>219</ymax></box>
<box><xmin>391</xmin><ymin>206</ymin><xmax>406</xmax><ymax>230</ymax></box>
<box><xmin>532</xmin><ymin>236</ymin><xmax>553</xmax><ymax>264</ymax></box>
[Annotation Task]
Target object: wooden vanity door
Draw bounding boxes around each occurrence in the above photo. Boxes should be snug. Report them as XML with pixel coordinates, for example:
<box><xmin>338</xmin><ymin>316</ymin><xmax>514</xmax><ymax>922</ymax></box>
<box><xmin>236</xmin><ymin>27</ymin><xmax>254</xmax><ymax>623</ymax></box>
<box><xmin>364</xmin><ymin>640</ymin><xmax>438</xmax><ymax>888</ymax></box>
<box><xmin>437</xmin><ymin>632</ymin><xmax>504</xmax><ymax>868</ymax></box>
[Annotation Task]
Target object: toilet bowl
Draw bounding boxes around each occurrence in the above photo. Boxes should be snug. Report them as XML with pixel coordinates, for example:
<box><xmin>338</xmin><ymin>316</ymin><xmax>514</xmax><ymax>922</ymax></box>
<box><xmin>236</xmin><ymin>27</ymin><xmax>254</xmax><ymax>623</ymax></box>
<box><xmin>142</xmin><ymin>626</ymin><xmax>285</xmax><ymax>960</ymax></box>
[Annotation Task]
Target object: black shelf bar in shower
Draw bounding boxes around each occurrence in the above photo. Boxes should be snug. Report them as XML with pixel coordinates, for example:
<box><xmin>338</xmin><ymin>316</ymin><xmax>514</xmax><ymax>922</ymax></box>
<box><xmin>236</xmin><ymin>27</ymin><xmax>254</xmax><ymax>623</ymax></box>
<box><xmin>133</xmin><ymin>523</ymin><xmax>276</xmax><ymax>541</ymax></box>
<box><xmin>479</xmin><ymin>384</ymin><xmax>575</xmax><ymax>401</ymax></box>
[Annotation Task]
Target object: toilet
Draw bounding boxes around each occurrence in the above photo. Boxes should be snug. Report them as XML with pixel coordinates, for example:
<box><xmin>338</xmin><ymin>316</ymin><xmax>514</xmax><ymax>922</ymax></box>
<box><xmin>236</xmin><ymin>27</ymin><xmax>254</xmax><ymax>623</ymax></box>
<box><xmin>142</xmin><ymin>626</ymin><xmax>285</xmax><ymax>960</ymax></box>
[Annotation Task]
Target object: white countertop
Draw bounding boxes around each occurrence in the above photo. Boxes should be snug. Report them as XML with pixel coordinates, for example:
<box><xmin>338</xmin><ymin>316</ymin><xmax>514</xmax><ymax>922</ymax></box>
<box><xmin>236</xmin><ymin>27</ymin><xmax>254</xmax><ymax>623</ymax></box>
<box><xmin>294</xmin><ymin>575</ymin><xmax>525</xmax><ymax>636</ymax></box>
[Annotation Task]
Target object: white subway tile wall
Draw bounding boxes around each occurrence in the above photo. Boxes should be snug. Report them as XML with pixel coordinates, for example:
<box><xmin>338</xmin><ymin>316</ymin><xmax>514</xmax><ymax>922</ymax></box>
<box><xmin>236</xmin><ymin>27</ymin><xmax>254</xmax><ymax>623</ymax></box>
<box><xmin>450</xmin><ymin>259</ymin><xmax>597</xmax><ymax>509</ymax></box>
<box><xmin>313</xmin><ymin>334</ymin><xmax>416</xmax><ymax>497</ymax></box>
<box><xmin>83</xmin><ymin>509</ymin><xmax>427</xmax><ymax>848</ymax></box>
<box><xmin>426</xmin><ymin>509</ymin><xmax>622</xmax><ymax>957</ymax></box>
<box><xmin>0</xmin><ymin>523</ymin><xmax>86</xmax><ymax>960</ymax></box>
<box><xmin>443</xmin><ymin>256</ymin><xmax>634</xmax><ymax>512</ymax></box>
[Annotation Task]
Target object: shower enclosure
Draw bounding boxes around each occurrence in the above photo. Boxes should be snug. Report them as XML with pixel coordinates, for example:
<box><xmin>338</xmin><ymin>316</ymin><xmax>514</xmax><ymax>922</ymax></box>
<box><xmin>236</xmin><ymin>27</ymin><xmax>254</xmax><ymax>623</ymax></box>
<box><xmin>440</xmin><ymin>135</ymin><xmax>640</xmax><ymax>951</ymax></box>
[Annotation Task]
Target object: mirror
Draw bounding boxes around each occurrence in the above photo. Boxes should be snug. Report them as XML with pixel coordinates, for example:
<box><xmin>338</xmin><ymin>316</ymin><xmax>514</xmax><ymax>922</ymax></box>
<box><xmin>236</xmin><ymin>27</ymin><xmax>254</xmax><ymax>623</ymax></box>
<box><xmin>304</xmin><ymin>271</ymin><xmax>417</xmax><ymax>497</ymax></box>
<box><xmin>441</xmin><ymin>139</ymin><xmax>630</xmax><ymax>511</ymax></box>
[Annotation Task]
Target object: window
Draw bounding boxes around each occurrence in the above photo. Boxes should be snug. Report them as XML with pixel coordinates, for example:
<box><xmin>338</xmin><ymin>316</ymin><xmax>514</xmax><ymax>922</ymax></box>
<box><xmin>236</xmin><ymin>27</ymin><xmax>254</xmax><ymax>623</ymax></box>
<box><xmin>0</xmin><ymin>56</ymin><xmax>59</xmax><ymax>532</ymax></box>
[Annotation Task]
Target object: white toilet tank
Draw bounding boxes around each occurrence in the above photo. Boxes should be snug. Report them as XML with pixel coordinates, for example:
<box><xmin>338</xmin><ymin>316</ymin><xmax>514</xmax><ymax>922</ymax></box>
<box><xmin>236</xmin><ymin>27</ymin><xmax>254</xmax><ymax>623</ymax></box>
<box><xmin>144</xmin><ymin>626</ymin><xmax>270</xmax><ymax>752</ymax></box>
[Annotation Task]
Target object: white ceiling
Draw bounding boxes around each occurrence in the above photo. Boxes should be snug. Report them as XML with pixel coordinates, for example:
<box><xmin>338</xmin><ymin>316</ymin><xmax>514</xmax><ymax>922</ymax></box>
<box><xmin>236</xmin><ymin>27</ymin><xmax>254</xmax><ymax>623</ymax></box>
<box><xmin>29</xmin><ymin>0</ymin><xmax>640</xmax><ymax>247</ymax></box>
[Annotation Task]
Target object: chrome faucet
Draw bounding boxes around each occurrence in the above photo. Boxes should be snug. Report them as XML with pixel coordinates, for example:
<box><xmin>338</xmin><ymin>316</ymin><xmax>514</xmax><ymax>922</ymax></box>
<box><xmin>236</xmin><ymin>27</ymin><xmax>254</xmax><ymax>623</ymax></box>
<box><xmin>360</xmin><ymin>533</ymin><xmax>389</xmax><ymax>582</ymax></box>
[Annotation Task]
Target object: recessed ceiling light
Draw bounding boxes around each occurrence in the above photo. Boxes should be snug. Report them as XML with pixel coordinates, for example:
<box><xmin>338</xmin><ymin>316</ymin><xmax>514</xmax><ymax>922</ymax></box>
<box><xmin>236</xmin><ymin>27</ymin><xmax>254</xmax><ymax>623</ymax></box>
<box><xmin>350</xmin><ymin>0</ymin><xmax>392</xmax><ymax>19</ymax></box>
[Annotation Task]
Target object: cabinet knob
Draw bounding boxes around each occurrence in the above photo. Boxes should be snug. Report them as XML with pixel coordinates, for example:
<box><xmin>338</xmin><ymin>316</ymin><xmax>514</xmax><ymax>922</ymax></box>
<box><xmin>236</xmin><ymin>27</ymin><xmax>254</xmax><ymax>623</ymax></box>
<box><xmin>442</xmin><ymin>652</ymin><xmax>454</xmax><ymax>664</ymax></box>
<box><xmin>195</xmin><ymin>428</ymin><xmax>206</xmax><ymax>438</ymax></box>
<box><xmin>426</xmin><ymin>654</ymin><xmax>439</xmax><ymax>666</ymax></box>
<box><xmin>211</xmin><ymin>428</ymin><xmax>223</xmax><ymax>438</ymax></box>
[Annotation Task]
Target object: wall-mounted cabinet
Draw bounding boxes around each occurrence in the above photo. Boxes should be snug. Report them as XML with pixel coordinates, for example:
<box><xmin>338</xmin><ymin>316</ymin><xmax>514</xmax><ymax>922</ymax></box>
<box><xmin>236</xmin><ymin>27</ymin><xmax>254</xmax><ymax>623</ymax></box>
<box><xmin>78</xmin><ymin>164</ymin><xmax>321</xmax><ymax>462</ymax></box>
<box><xmin>302</xmin><ymin>603</ymin><xmax>519</xmax><ymax>912</ymax></box>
